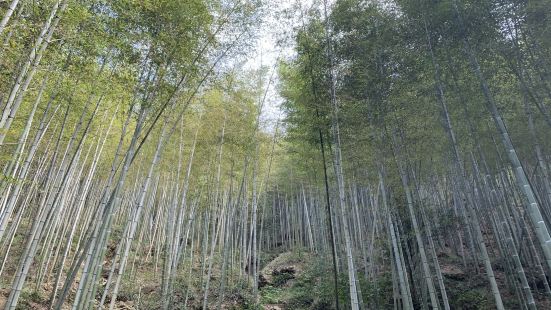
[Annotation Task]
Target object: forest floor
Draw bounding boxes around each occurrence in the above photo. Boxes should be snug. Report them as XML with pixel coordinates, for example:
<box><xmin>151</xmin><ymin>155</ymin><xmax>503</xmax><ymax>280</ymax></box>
<box><xmin>256</xmin><ymin>247</ymin><xmax>551</xmax><ymax>310</ymax></box>
<box><xmin>1</xmin><ymin>245</ymin><xmax>551</xmax><ymax>309</ymax></box>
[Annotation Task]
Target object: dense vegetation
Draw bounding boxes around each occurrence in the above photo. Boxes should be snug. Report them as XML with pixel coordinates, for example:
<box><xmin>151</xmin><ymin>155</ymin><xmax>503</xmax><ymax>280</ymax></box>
<box><xmin>1</xmin><ymin>0</ymin><xmax>551</xmax><ymax>309</ymax></box>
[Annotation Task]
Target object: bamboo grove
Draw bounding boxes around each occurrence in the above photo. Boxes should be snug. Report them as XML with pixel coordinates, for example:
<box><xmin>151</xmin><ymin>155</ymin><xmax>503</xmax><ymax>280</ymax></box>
<box><xmin>1</xmin><ymin>0</ymin><xmax>551</xmax><ymax>309</ymax></box>
<box><xmin>274</xmin><ymin>0</ymin><xmax>551</xmax><ymax>309</ymax></box>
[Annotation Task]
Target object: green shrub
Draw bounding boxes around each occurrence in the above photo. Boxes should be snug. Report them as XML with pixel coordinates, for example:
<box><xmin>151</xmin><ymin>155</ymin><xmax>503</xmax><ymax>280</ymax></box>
<box><xmin>454</xmin><ymin>289</ymin><xmax>489</xmax><ymax>310</ymax></box>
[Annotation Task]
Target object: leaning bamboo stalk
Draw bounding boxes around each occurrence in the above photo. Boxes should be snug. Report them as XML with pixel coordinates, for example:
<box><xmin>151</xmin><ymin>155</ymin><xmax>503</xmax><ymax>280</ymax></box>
<box><xmin>380</xmin><ymin>168</ymin><xmax>414</xmax><ymax>310</ymax></box>
<box><xmin>6</xmin><ymin>91</ymin><xmax>101</xmax><ymax>309</ymax></box>
<box><xmin>0</xmin><ymin>0</ymin><xmax>20</xmax><ymax>35</ymax></box>
<box><xmin>108</xmin><ymin>118</ymin><xmax>170</xmax><ymax>310</ymax></box>
<box><xmin>0</xmin><ymin>0</ymin><xmax>69</xmax><ymax>144</ymax></box>
<box><xmin>391</xmin><ymin>131</ymin><xmax>439</xmax><ymax>309</ymax></box>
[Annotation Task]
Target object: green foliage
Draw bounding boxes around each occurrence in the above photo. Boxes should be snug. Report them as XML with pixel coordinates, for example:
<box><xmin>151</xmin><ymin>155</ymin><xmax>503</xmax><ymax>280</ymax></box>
<box><xmin>360</xmin><ymin>272</ymin><xmax>394</xmax><ymax>309</ymax></box>
<box><xmin>276</xmin><ymin>0</ymin><xmax>551</xmax><ymax>198</ymax></box>
<box><xmin>261</xmin><ymin>286</ymin><xmax>283</xmax><ymax>304</ymax></box>
<box><xmin>453</xmin><ymin>289</ymin><xmax>491</xmax><ymax>310</ymax></box>
<box><xmin>16</xmin><ymin>290</ymin><xmax>46</xmax><ymax>310</ymax></box>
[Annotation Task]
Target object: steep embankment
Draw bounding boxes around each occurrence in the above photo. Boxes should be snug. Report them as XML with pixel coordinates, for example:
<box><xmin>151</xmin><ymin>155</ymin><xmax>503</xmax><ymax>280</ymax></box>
<box><xmin>259</xmin><ymin>251</ymin><xmax>333</xmax><ymax>310</ymax></box>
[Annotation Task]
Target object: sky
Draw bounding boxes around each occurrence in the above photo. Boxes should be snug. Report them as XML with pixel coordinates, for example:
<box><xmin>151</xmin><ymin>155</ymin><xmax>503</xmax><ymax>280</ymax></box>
<box><xmin>244</xmin><ymin>0</ymin><xmax>316</xmax><ymax>133</ymax></box>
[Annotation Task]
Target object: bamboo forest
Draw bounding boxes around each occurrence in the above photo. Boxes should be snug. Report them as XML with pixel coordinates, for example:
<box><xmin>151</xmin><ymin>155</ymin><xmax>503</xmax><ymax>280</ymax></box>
<box><xmin>2</xmin><ymin>0</ymin><xmax>551</xmax><ymax>309</ymax></box>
